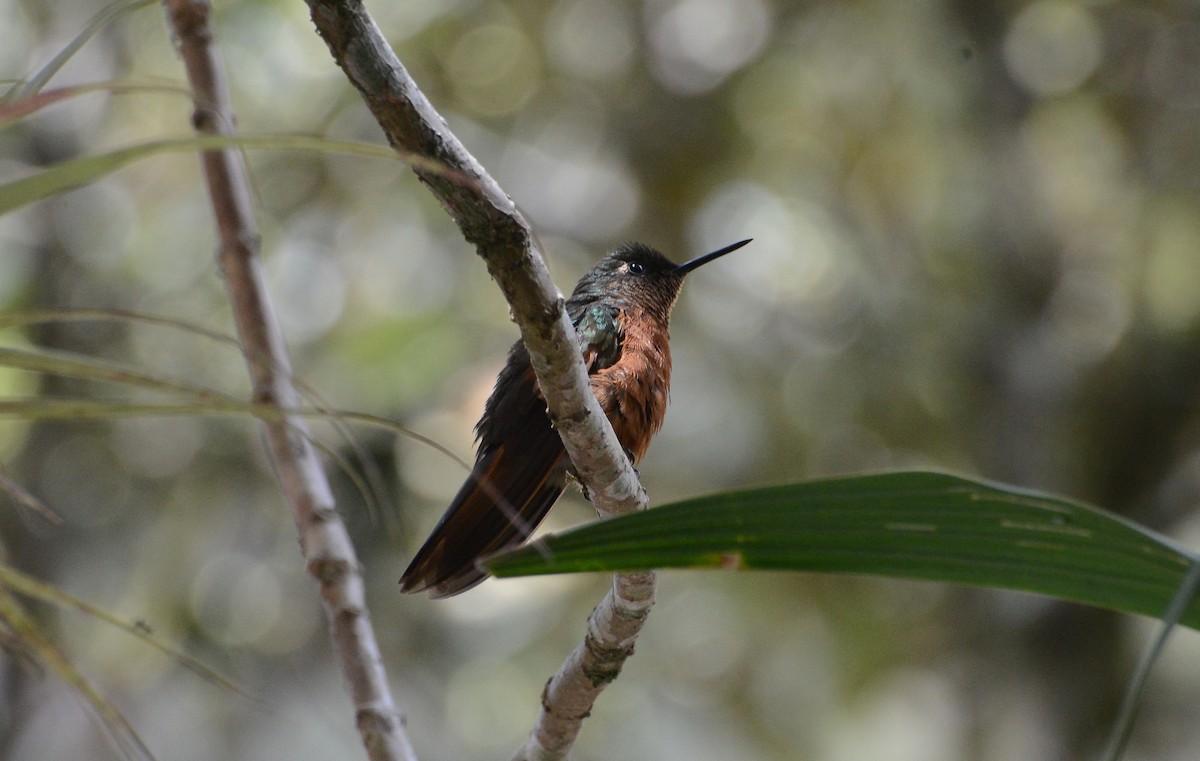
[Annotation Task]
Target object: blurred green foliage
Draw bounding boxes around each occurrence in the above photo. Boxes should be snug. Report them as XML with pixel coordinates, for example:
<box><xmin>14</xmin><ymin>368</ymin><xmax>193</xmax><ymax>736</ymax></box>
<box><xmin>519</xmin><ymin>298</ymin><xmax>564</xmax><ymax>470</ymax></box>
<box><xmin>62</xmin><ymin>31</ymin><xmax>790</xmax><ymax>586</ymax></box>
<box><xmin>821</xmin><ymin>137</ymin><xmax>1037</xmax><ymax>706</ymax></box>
<box><xmin>4</xmin><ymin>1</ymin><xmax>1200</xmax><ymax>760</ymax></box>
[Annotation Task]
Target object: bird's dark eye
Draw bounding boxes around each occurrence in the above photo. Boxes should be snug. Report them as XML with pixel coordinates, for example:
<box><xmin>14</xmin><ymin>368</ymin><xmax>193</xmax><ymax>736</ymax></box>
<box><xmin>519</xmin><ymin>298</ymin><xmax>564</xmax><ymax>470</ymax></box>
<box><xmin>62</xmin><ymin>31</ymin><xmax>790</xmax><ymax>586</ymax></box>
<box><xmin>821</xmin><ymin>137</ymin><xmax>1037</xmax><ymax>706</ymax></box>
<box><xmin>627</xmin><ymin>261</ymin><xmax>646</xmax><ymax>275</ymax></box>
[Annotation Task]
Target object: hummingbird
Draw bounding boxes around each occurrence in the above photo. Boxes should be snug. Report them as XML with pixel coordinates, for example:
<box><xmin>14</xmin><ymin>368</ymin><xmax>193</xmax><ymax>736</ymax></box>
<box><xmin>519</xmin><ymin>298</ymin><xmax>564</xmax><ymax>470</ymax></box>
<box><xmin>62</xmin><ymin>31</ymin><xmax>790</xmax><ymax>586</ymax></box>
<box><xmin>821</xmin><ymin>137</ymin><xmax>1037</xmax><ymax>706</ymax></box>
<box><xmin>399</xmin><ymin>238</ymin><xmax>751</xmax><ymax>598</ymax></box>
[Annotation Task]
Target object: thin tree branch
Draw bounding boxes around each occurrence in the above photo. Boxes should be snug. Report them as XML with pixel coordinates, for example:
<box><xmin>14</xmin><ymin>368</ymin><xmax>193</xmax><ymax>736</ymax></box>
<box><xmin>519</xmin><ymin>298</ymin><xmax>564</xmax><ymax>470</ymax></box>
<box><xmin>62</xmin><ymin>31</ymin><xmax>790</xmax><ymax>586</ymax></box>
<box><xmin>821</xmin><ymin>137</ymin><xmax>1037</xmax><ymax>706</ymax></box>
<box><xmin>303</xmin><ymin>0</ymin><xmax>643</xmax><ymax>518</ymax></box>
<box><xmin>161</xmin><ymin>2</ymin><xmax>415</xmax><ymax>760</ymax></box>
<box><xmin>301</xmin><ymin>2</ymin><xmax>656</xmax><ymax>758</ymax></box>
<box><xmin>512</xmin><ymin>571</ymin><xmax>657</xmax><ymax>761</ymax></box>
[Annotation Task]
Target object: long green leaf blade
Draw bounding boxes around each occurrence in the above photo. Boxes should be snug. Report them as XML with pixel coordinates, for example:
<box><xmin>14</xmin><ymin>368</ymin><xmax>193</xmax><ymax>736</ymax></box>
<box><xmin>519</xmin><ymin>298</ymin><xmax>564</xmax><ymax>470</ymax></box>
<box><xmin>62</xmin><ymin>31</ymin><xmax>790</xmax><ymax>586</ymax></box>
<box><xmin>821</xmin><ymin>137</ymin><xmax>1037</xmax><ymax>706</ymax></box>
<box><xmin>6</xmin><ymin>0</ymin><xmax>156</xmax><ymax>101</ymax></box>
<box><xmin>0</xmin><ymin>307</ymin><xmax>240</xmax><ymax>345</ymax></box>
<box><xmin>0</xmin><ymin>398</ymin><xmax>469</xmax><ymax>469</ymax></box>
<box><xmin>487</xmin><ymin>471</ymin><xmax>1200</xmax><ymax>628</ymax></box>
<box><xmin>0</xmin><ymin>135</ymin><xmax>471</xmax><ymax>216</ymax></box>
<box><xmin>0</xmin><ymin>564</ymin><xmax>250</xmax><ymax>700</ymax></box>
<box><xmin>0</xmin><ymin>588</ymin><xmax>155</xmax><ymax>761</ymax></box>
<box><xmin>0</xmin><ymin>346</ymin><xmax>241</xmax><ymax>401</ymax></box>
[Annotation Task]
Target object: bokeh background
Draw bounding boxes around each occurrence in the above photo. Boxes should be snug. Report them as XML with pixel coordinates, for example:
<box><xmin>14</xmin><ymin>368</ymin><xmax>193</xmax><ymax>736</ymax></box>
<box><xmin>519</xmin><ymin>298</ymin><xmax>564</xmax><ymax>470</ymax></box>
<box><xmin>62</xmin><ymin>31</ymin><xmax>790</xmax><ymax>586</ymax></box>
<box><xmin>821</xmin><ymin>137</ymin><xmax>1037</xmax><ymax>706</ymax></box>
<box><xmin>5</xmin><ymin>0</ymin><xmax>1200</xmax><ymax>759</ymax></box>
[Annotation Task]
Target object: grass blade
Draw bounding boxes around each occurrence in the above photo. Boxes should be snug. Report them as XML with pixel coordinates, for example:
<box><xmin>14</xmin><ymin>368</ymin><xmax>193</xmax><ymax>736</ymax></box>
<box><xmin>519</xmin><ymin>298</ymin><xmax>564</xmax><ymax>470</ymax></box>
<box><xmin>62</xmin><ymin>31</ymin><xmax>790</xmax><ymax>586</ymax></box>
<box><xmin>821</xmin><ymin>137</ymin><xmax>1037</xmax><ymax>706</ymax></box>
<box><xmin>0</xmin><ymin>134</ymin><xmax>472</xmax><ymax>216</ymax></box>
<box><xmin>1102</xmin><ymin>558</ymin><xmax>1200</xmax><ymax>761</ymax></box>
<box><xmin>0</xmin><ymin>81</ymin><xmax>191</xmax><ymax>125</ymax></box>
<box><xmin>0</xmin><ymin>462</ymin><xmax>60</xmax><ymax>525</ymax></box>
<box><xmin>5</xmin><ymin>0</ymin><xmax>156</xmax><ymax>101</ymax></box>
<box><xmin>0</xmin><ymin>587</ymin><xmax>155</xmax><ymax>761</ymax></box>
<box><xmin>0</xmin><ymin>307</ymin><xmax>240</xmax><ymax>347</ymax></box>
<box><xmin>0</xmin><ymin>564</ymin><xmax>251</xmax><ymax>701</ymax></box>
<box><xmin>0</xmin><ymin>346</ymin><xmax>242</xmax><ymax>402</ymax></box>
<box><xmin>0</xmin><ymin>398</ymin><xmax>468</xmax><ymax>470</ymax></box>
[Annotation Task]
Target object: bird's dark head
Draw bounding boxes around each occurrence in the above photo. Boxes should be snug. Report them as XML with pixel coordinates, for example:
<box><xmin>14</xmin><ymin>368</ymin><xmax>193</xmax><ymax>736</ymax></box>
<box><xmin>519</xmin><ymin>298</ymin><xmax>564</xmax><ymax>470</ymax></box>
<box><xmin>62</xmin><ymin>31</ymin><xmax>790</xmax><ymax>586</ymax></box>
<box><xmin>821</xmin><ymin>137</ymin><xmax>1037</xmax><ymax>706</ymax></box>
<box><xmin>570</xmin><ymin>239</ymin><xmax>751</xmax><ymax>317</ymax></box>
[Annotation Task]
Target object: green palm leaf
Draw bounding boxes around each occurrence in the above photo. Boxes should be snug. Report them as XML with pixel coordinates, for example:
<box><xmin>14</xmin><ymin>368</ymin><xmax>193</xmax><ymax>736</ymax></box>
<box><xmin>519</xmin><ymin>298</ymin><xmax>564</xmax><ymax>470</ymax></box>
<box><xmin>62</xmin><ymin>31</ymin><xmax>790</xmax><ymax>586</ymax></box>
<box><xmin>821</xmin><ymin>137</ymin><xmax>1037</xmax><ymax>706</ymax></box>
<box><xmin>488</xmin><ymin>471</ymin><xmax>1200</xmax><ymax>628</ymax></box>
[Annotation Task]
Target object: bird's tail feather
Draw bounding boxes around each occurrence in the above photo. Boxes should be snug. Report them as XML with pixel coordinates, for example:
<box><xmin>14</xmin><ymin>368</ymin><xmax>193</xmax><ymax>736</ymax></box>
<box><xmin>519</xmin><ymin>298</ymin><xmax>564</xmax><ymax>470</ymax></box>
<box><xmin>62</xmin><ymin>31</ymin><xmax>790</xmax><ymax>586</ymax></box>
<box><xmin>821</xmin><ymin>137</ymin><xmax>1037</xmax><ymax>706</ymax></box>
<box><xmin>399</xmin><ymin>438</ymin><xmax>566</xmax><ymax>598</ymax></box>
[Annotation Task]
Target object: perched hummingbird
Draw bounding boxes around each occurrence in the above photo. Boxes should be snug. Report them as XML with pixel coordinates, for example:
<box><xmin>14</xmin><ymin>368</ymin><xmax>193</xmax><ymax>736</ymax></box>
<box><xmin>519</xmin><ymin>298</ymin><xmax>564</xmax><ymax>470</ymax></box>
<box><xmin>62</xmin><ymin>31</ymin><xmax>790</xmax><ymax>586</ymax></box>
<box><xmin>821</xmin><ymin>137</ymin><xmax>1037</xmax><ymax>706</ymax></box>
<box><xmin>399</xmin><ymin>238</ymin><xmax>751</xmax><ymax>598</ymax></box>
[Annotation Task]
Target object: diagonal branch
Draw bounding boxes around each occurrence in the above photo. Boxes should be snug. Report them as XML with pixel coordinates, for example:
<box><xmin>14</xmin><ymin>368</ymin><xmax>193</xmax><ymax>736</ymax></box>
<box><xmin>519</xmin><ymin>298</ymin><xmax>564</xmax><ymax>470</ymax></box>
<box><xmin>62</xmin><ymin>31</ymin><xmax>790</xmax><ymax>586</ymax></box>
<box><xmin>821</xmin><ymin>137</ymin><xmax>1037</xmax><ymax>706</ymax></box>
<box><xmin>161</xmin><ymin>2</ymin><xmax>416</xmax><ymax>760</ymax></box>
<box><xmin>301</xmin><ymin>1</ymin><xmax>656</xmax><ymax>758</ymax></box>
<box><xmin>302</xmin><ymin>0</ymin><xmax>643</xmax><ymax>519</ymax></box>
<box><xmin>512</xmin><ymin>570</ymin><xmax>656</xmax><ymax>761</ymax></box>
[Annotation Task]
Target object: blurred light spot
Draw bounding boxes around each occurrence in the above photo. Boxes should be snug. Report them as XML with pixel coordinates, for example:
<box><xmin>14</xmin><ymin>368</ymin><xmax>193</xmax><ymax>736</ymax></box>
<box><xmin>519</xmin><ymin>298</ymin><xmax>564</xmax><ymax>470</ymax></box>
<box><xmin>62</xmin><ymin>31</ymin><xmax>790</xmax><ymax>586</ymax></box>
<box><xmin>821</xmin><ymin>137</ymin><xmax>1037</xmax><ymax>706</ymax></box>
<box><xmin>625</xmin><ymin>708</ymin><xmax>761</xmax><ymax>761</ymax></box>
<box><xmin>445</xmin><ymin>659</ymin><xmax>538</xmax><ymax>749</ymax></box>
<box><xmin>336</xmin><ymin>208</ymin><xmax>457</xmax><ymax>318</ymax></box>
<box><xmin>1168</xmin><ymin>453</ymin><xmax>1200</xmax><ymax>551</ymax></box>
<box><xmin>268</xmin><ymin>241</ymin><xmax>346</xmax><ymax>344</ymax></box>
<box><xmin>500</xmin><ymin>140</ymin><xmax>640</xmax><ymax>240</ymax></box>
<box><xmin>545</xmin><ymin>0</ymin><xmax>635</xmax><ymax>81</ymax></box>
<box><xmin>221</xmin><ymin>4</ymin><xmax>341</xmax><ymax>129</ymax></box>
<box><xmin>0</xmin><ymin>240</ymin><xmax>33</xmax><ymax>307</ymax></box>
<box><xmin>732</xmin><ymin>54</ymin><xmax>826</xmax><ymax>146</ymax></box>
<box><xmin>399</xmin><ymin>409</ymin><xmax>475</xmax><ymax>504</ymax></box>
<box><xmin>0</xmin><ymin>0</ymin><xmax>34</xmax><ymax>74</ymax></box>
<box><xmin>1145</xmin><ymin>110</ymin><xmax>1200</xmax><ymax>191</ymax></box>
<box><xmin>809</xmin><ymin>425</ymin><xmax>896</xmax><ymax>475</ymax></box>
<box><xmin>657</xmin><ymin>347</ymin><xmax>759</xmax><ymax>480</ymax></box>
<box><xmin>252</xmin><ymin>6</ymin><xmax>339</xmax><ymax>82</ymax></box>
<box><xmin>0</xmin><ymin>333</ymin><xmax>35</xmax><ymax>458</ymax></box>
<box><xmin>1021</xmin><ymin>98</ymin><xmax>1127</xmax><ymax>225</ymax></box>
<box><xmin>437</xmin><ymin>574</ymin><xmax>577</xmax><ymax>639</ymax></box>
<box><xmin>1042</xmin><ymin>269</ymin><xmax>1130</xmax><ymax>363</ymax></box>
<box><xmin>111</xmin><ymin>418</ymin><xmax>205</xmax><ymax>479</ymax></box>
<box><xmin>258</xmin><ymin>156</ymin><xmax>325</xmax><ymax>213</ymax></box>
<box><xmin>253</xmin><ymin>570</ymin><xmax>323</xmax><ymax>654</ymax></box>
<box><xmin>690</xmin><ymin>182</ymin><xmax>845</xmax><ymax>301</ymax></box>
<box><xmin>1004</xmin><ymin>2</ymin><xmax>1102</xmax><ymax>97</ymax></box>
<box><xmin>375</xmin><ymin>0</ymin><xmax>465</xmax><ymax>41</ymax></box>
<box><xmin>1008</xmin><ymin>269</ymin><xmax>1131</xmax><ymax>393</ymax></box>
<box><xmin>819</xmin><ymin>669</ymin><xmax>966</xmax><ymax>761</ymax></box>
<box><xmin>54</xmin><ymin>184</ymin><xmax>136</xmax><ymax>274</ymax></box>
<box><xmin>781</xmin><ymin>358</ymin><xmax>840</xmax><ymax>437</ymax></box>
<box><xmin>846</xmin><ymin>125</ymin><xmax>955</xmax><ymax>235</ymax></box>
<box><xmin>652</xmin><ymin>588</ymin><xmax>748</xmax><ymax>707</ymax></box>
<box><xmin>126</xmin><ymin>319</ymin><xmax>246</xmax><ymax>407</ymax></box>
<box><xmin>1145</xmin><ymin>21</ymin><xmax>1200</xmax><ymax>109</ymax></box>
<box><xmin>791</xmin><ymin>4</ymin><xmax>891</xmax><ymax>130</ymax></box>
<box><xmin>448</xmin><ymin>24</ymin><xmax>542</xmax><ymax>117</ymax></box>
<box><xmin>687</xmin><ymin>182</ymin><xmax>855</xmax><ymax>347</ymax></box>
<box><xmin>39</xmin><ymin>435</ymin><xmax>133</xmax><ymax>527</ymax></box>
<box><xmin>0</xmin><ymin>423</ymin><xmax>31</xmax><ymax>462</ymax></box>
<box><xmin>977</xmin><ymin>687</ymin><xmax>1060</xmax><ymax>760</ymax></box>
<box><xmin>648</xmin><ymin>0</ymin><xmax>771</xmax><ymax>94</ymax></box>
<box><xmin>1144</xmin><ymin>200</ymin><xmax>1200</xmax><ymax>331</ymax></box>
<box><xmin>123</xmin><ymin>195</ymin><xmax>214</xmax><ymax>294</ymax></box>
<box><xmin>748</xmin><ymin>612</ymin><xmax>836</xmax><ymax>743</ymax></box>
<box><xmin>189</xmin><ymin>553</ymin><xmax>283</xmax><ymax>646</ymax></box>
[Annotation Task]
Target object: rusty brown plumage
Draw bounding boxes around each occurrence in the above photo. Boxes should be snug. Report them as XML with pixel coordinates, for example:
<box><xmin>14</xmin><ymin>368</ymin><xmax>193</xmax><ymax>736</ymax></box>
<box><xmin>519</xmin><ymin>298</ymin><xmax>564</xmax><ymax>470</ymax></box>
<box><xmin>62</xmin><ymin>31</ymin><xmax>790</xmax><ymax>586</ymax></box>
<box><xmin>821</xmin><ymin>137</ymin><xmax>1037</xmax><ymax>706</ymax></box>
<box><xmin>592</xmin><ymin>307</ymin><xmax>672</xmax><ymax>463</ymax></box>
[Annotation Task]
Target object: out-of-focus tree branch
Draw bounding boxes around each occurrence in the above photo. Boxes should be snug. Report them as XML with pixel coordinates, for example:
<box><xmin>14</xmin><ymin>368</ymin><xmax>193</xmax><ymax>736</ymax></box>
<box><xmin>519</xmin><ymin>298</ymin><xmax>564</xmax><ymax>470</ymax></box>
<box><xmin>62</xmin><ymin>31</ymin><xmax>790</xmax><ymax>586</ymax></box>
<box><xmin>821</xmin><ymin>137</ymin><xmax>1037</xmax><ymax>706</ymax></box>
<box><xmin>161</xmin><ymin>2</ymin><xmax>415</xmax><ymax>760</ymax></box>
<box><xmin>301</xmin><ymin>1</ymin><xmax>656</xmax><ymax>757</ymax></box>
